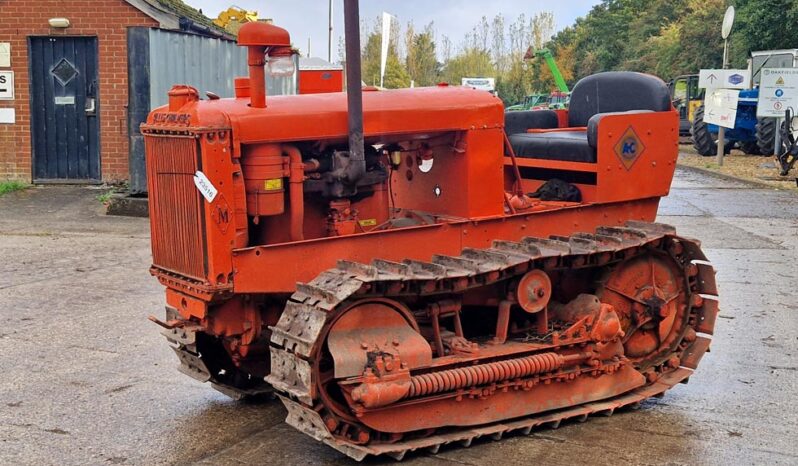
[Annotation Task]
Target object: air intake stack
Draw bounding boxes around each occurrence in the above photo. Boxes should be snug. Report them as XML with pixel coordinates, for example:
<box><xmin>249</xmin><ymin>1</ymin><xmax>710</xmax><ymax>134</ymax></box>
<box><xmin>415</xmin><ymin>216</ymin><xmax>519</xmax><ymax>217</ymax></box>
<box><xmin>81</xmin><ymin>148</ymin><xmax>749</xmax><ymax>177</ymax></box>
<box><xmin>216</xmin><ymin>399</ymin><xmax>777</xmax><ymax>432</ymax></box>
<box><xmin>237</xmin><ymin>22</ymin><xmax>293</xmax><ymax>108</ymax></box>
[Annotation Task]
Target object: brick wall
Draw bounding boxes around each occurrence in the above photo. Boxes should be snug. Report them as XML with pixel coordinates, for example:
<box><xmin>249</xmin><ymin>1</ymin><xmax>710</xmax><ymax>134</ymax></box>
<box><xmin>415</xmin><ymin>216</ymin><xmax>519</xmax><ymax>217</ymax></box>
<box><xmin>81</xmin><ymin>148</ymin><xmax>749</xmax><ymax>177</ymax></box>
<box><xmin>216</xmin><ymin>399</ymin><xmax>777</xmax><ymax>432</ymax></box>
<box><xmin>0</xmin><ymin>0</ymin><xmax>158</xmax><ymax>182</ymax></box>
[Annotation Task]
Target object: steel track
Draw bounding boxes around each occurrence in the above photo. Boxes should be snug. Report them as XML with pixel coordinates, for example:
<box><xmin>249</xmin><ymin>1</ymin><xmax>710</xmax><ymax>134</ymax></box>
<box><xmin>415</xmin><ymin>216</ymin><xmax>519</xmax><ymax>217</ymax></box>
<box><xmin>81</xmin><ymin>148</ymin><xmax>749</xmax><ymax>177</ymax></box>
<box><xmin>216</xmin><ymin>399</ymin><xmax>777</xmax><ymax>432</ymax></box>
<box><xmin>263</xmin><ymin>221</ymin><xmax>718</xmax><ymax>461</ymax></box>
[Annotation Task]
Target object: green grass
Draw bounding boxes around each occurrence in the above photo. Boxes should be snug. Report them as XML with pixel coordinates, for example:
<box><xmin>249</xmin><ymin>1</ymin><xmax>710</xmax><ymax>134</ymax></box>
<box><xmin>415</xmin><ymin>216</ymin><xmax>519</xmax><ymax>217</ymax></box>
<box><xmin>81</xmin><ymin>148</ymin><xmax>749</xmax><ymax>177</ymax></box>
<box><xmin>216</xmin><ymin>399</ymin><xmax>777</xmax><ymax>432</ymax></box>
<box><xmin>0</xmin><ymin>180</ymin><xmax>28</xmax><ymax>196</ymax></box>
<box><xmin>97</xmin><ymin>191</ymin><xmax>114</xmax><ymax>205</ymax></box>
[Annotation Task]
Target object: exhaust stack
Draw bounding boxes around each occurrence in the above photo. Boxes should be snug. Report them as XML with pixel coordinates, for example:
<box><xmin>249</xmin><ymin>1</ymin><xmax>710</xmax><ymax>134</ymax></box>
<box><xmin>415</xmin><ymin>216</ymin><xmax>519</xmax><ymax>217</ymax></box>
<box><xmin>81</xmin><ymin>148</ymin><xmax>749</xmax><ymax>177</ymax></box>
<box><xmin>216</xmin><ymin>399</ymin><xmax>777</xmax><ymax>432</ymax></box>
<box><xmin>343</xmin><ymin>0</ymin><xmax>366</xmax><ymax>183</ymax></box>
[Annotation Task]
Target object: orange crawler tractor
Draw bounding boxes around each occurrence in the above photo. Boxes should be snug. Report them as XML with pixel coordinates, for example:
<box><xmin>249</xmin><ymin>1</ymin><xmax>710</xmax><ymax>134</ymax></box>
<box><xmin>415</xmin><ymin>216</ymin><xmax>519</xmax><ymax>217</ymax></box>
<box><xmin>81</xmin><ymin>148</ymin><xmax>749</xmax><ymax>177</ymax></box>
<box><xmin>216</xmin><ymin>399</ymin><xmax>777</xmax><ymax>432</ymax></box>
<box><xmin>144</xmin><ymin>2</ymin><xmax>717</xmax><ymax>460</ymax></box>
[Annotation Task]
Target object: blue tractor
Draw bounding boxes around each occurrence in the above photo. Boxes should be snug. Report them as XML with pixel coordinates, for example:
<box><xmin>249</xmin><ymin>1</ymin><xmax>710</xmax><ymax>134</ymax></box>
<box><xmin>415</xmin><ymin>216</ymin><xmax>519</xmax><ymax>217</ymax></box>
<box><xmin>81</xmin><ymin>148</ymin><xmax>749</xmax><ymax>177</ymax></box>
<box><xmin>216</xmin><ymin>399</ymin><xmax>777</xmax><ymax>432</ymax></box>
<box><xmin>691</xmin><ymin>49</ymin><xmax>798</xmax><ymax>156</ymax></box>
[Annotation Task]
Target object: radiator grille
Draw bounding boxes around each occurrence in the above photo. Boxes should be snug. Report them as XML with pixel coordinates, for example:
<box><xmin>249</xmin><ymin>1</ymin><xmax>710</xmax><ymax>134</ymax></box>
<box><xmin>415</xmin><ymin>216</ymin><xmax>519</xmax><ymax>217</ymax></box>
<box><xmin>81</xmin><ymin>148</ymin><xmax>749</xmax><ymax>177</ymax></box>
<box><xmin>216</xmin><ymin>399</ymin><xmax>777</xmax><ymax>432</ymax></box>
<box><xmin>145</xmin><ymin>135</ymin><xmax>206</xmax><ymax>281</ymax></box>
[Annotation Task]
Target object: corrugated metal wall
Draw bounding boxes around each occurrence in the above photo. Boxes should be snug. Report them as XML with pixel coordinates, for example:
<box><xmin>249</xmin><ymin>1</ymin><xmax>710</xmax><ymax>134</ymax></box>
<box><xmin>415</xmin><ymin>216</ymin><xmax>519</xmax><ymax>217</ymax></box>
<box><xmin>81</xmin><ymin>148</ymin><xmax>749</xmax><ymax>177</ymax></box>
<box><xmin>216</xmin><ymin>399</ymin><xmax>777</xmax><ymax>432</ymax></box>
<box><xmin>128</xmin><ymin>28</ymin><xmax>298</xmax><ymax>194</ymax></box>
<box><xmin>147</xmin><ymin>29</ymin><xmax>296</xmax><ymax>107</ymax></box>
<box><xmin>147</xmin><ymin>29</ymin><xmax>246</xmax><ymax>107</ymax></box>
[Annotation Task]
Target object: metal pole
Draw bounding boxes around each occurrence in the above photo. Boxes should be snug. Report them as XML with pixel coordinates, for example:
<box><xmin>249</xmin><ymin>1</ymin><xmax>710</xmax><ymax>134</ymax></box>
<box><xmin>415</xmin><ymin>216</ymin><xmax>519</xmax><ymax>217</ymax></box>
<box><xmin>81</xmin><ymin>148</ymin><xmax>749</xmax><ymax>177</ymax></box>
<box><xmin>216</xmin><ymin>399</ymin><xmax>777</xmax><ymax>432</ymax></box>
<box><xmin>775</xmin><ymin>117</ymin><xmax>783</xmax><ymax>156</ymax></box>
<box><xmin>328</xmin><ymin>0</ymin><xmax>334</xmax><ymax>62</ymax></box>
<box><xmin>716</xmin><ymin>125</ymin><xmax>726</xmax><ymax>165</ymax></box>
<box><xmin>716</xmin><ymin>39</ymin><xmax>729</xmax><ymax>166</ymax></box>
<box><xmin>343</xmin><ymin>0</ymin><xmax>365</xmax><ymax>182</ymax></box>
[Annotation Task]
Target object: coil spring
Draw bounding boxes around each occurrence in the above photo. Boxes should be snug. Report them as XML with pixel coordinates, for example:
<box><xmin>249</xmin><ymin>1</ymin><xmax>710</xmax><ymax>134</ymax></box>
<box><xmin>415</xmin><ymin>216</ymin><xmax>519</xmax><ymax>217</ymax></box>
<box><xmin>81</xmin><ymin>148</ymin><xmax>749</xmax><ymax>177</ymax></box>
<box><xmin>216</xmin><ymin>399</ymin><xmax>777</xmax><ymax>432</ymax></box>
<box><xmin>407</xmin><ymin>352</ymin><xmax>565</xmax><ymax>398</ymax></box>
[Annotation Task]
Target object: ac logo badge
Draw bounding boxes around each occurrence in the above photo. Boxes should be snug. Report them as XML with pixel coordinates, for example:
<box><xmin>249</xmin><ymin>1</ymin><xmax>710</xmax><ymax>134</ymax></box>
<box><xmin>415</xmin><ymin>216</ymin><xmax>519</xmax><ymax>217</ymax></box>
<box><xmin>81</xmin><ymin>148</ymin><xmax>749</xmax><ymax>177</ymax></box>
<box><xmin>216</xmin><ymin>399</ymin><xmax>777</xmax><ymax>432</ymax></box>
<box><xmin>614</xmin><ymin>127</ymin><xmax>646</xmax><ymax>170</ymax></box>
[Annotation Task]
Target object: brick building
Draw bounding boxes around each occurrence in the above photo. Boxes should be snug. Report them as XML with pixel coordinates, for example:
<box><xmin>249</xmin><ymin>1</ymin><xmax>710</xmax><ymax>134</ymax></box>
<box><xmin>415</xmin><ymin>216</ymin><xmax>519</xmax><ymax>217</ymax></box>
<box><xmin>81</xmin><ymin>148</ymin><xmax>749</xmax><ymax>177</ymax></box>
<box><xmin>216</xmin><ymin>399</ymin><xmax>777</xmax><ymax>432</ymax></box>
<box><xmin>0</xmin><ymin>0</ymin><xmax>230</xmax><ymax>183</ymax></box>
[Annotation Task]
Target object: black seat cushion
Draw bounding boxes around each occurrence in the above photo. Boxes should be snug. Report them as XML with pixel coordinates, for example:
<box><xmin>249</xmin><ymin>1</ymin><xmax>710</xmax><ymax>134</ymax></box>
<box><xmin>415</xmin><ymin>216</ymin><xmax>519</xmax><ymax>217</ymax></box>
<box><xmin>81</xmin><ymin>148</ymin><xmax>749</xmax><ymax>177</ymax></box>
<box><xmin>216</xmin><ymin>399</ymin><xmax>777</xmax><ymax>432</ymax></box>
<box><xmin>504</xmin><ymin>110</ymin><xmax>559</xmax><ymax>135</ymax></box>
<box><xmin>506</xmin><ymin>72</ymin><xmax>668</xmax><ymax>163</ymax></box>
<box><xmin>509</xmin><ymin>131</ymin><xmax>595</xmax><ymax>163</ymax></box>
<box><xmin>568</xmin><ymin>72</ymin><xmax>671</xmax><ymax>127</ymax></box>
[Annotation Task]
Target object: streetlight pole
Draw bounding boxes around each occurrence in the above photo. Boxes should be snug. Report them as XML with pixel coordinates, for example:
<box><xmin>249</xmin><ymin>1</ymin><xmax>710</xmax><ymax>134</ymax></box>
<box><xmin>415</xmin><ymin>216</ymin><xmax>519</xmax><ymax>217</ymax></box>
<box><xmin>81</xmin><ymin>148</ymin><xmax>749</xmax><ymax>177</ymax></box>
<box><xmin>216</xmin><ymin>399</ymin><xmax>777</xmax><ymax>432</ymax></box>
<box><xmin>717</xmin><ymin>6</ymin><xmax>735</xmax><ymax>167</ymax></box>
<box><xmin>328</xmin><ymin>0</ymin><xmax>334</xmax><ymax>62</ymax></box>
<box><xmin>716</xmin><ymin>39</ymin><xmax>729</xmax><ymax>166</ymax></box>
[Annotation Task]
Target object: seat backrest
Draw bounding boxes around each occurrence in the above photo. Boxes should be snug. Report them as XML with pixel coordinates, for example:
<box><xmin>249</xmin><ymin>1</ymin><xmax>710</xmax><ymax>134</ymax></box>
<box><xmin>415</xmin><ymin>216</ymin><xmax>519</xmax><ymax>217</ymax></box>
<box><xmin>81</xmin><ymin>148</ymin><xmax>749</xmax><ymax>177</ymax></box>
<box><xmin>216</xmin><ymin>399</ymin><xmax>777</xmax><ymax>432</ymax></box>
<box><xmin>504</xmin><ymin>109</ymin><xmax>559</xmax><ymax>135</ymax></box>
<box><xmin>568</xmin><ymin>72</ymin><xmax>671</xmax><ymax>128</ymax></box>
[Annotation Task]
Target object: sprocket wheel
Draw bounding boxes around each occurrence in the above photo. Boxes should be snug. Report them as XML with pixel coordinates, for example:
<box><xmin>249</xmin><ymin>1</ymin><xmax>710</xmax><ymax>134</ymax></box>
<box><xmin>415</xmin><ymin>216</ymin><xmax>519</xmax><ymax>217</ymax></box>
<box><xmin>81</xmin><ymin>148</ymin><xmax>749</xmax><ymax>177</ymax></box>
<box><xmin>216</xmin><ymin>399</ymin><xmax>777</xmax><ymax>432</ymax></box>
<box><xmin>597</xmin><ymin>252</ymin><xmax>689</xmax><ymax>370</ymax></box>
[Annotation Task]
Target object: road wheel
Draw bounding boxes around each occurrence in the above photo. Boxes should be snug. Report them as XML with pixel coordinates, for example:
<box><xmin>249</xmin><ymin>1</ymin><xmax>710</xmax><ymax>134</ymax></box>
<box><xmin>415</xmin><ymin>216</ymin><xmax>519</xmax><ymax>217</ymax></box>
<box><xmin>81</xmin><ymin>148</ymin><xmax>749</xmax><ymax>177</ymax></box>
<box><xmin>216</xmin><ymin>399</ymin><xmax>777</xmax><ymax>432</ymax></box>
<box><xmin>756</xmin><ymin>117</ymin><xmax>776</xmax><ymax>155</ymax></box>
<box><xmin>691</xmin><ymin>105</ymin><xmax>730</xmax><ymax>156</ymax></box>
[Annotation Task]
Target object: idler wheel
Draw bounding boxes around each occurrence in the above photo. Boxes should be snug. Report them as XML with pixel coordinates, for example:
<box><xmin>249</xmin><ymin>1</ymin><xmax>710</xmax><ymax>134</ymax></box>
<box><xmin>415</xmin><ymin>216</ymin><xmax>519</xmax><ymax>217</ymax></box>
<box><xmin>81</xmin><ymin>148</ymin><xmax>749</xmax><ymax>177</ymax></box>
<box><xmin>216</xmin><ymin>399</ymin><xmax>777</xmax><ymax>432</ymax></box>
<box><xmin>517</xmin><ymin>269</ymin><xmax>552</xmax><ymax>314</ymax></box>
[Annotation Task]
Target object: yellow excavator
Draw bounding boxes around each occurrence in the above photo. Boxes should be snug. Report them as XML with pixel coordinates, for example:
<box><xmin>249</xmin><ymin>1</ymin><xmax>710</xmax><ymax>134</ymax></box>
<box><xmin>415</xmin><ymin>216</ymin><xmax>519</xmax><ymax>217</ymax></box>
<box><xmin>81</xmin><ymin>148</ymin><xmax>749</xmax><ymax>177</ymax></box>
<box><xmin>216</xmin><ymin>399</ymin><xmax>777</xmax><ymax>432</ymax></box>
<box><xmin>214</xmin><ymin>6</ymin><xmax>260</xmax><ymax>35</ymax></box>
<box><xmin>668</xmin><ymin>74</ymin><xmax>704</xmax><ymax>137</ymax></box>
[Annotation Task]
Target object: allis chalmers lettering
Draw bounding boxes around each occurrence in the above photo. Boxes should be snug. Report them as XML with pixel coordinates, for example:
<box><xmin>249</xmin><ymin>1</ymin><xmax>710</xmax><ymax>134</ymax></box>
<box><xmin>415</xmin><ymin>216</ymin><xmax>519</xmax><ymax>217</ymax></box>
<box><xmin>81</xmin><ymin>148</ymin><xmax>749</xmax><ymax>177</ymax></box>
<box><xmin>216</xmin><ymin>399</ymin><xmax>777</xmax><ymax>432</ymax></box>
<box><xmin>152</xmin><ymin>112</ymin><xmax>191</xmax><ymax>125</ymax></box>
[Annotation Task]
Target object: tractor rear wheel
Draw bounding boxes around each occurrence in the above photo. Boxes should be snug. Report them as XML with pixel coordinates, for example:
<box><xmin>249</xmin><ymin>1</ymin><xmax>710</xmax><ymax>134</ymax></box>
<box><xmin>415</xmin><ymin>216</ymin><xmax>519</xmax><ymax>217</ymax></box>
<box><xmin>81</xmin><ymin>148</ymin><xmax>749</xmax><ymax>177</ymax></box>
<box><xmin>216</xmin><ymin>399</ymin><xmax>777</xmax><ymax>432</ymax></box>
<box><xmin>756</xmin><ymin>117</ymin><xmax>788</xmax><ymax>156</ymax></box>
<box><xmin>756</xmin><ymin>117</ymin><xmax>776</xmax><ymax>155</ymax></box>
<box><xmin>691</xmin><ymin>105</ymin><xmax>731</xmax><ymax>156</ymax></box>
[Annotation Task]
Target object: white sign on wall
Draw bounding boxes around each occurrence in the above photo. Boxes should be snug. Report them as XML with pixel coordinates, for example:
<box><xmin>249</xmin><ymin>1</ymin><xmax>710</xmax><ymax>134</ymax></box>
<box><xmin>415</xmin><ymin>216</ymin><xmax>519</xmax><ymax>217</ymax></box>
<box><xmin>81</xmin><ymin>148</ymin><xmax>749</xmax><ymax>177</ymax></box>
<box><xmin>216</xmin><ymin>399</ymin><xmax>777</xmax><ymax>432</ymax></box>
<box><xmin>698</xmin><ymin>69</ymin><xmax>750</xmax><ymax>89</ymax></box>
<box><xmin>0</xmin><ymin>108</ymin><xmax>14</xmax><ymax>124</ymax></box>
<box><xmin>704</xmin><ymin>88</ymin><xmax>740</xmax><ymax>128</ymax></box>
<box><xmin>0</xmin><ymin>70</ymin><xmax>13</xmax><ymax>100</ymax></box>
<box><xmin>0</xmin><ymin>43</ymin><xmax>10</xmax><ymax>68</ymax></box>
<box><xmin>757</xmin><ymin>68</ymin><xmax>798</xmax><ymax>117</ymax></box>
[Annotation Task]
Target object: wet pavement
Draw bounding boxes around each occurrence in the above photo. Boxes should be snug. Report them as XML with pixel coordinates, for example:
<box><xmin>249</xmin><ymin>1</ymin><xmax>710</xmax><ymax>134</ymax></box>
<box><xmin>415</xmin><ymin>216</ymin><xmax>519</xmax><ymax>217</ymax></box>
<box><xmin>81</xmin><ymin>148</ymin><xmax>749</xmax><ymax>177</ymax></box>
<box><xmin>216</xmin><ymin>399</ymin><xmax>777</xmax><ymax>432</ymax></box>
<box><xmin>1</xmin><ymin>167</ymin><xmax>796</xmax><ymax>465</ymax></box>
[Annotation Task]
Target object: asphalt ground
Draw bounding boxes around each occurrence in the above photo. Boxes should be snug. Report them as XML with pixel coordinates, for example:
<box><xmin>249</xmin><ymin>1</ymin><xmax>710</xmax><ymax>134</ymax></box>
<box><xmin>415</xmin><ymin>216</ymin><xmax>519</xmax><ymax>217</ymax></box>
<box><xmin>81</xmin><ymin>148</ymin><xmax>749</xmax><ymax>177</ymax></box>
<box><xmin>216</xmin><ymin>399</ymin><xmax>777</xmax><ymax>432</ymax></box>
<box><xmin>1</xmin><ymin>167</ymin><xmax>796</xmax><ymax>465</ymax></box>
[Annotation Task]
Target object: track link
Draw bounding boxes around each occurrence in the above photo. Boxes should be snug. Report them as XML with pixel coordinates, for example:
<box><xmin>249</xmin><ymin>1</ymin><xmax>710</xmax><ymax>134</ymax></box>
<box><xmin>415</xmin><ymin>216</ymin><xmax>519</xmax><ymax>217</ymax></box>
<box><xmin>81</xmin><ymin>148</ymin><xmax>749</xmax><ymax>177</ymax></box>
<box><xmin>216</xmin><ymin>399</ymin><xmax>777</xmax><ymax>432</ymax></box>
<box><xmin>266</xmin><ymin>221</ymin><xmax>718</xmax><ymax>461</ymax></box>
<box><xmin>162</xmin><ymin>322</ymin><xmax>273</xmax><ymax>401</ymax></box>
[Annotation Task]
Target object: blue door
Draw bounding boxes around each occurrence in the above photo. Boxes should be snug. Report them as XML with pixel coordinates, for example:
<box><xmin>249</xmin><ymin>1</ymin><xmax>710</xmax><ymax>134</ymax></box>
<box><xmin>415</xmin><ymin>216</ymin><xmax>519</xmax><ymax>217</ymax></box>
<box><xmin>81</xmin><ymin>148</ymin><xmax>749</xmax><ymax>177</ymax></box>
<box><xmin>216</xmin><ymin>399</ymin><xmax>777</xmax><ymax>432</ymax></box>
<box><xmin>29</xmin><ymin>36</ymin><xmax>100</xmax><ymax>181</ymax></box>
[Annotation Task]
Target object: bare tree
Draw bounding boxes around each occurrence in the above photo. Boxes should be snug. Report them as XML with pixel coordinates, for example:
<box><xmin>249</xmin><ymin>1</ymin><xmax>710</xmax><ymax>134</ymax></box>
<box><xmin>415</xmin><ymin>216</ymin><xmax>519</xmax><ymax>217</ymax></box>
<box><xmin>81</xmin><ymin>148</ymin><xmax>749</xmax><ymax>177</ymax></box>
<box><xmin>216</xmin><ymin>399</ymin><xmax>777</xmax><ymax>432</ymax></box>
<box><xmin>529</xmin><ymin>12</ymin><xmax>555</xmax><ymax>50</ymax></box>
<box><xmin>491</xmin><ymin>14</ymin><xmax>507</xmax><ymax>73</ymax></box>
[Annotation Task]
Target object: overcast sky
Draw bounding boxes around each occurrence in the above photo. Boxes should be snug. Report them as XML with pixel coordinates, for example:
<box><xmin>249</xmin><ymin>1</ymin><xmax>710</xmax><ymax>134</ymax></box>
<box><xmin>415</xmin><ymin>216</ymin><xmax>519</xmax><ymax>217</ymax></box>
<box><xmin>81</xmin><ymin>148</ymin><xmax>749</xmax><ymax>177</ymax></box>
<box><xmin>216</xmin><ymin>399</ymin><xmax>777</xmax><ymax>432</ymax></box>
<box><xmin>190</xmin><ymin>1</ymin><xmax>599</xmax><ymax>59</ymax></box>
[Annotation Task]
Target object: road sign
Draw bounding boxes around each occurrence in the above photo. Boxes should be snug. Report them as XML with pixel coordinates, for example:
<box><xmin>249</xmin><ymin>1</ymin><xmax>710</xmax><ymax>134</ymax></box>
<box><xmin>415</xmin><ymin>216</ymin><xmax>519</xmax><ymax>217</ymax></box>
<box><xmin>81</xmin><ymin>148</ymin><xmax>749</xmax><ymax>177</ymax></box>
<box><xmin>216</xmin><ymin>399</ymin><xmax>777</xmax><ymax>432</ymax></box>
<box><xmin>0</xmin><ymin>70</ymin><xmax>13</xmax><ymax>100</ymax></box>
<box><xmin>704</xmin><ymin>88</ymin><xmax>740</xmax><ymax>128</ymax></box>
<box><xmin>721</xmin><ymin>6</ymin><xmax>735</xmax><ymax>39</ymax></box>
<box><xmin>698</xmin><ymin>69</ymin><xmax>750</xmax><ymax>89</ymax></box>
<box><xmin>757</xmin><ymin>68</ymin><xmax>798</xmax><ymax>117</ymax></box>
<box><xmin>462</xmin><ymin>77</ymin><xmax>495</xmax><ymax>93</ymax></box>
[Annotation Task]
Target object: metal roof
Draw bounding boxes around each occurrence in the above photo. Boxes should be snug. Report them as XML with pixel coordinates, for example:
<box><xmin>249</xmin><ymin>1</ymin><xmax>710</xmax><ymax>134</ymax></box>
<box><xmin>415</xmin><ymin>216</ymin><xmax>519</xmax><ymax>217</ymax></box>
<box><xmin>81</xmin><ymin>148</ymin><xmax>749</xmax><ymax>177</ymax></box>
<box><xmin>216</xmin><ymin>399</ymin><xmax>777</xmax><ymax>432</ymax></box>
<box><xmin>126</xmin><ymin>0</ymin><xmax>235</xmax><ymax>40</ymax></box>
<box><xmin>299</xmin><ymin>57</ymin><xmax>344</xmax><ymax>71</ymax></box>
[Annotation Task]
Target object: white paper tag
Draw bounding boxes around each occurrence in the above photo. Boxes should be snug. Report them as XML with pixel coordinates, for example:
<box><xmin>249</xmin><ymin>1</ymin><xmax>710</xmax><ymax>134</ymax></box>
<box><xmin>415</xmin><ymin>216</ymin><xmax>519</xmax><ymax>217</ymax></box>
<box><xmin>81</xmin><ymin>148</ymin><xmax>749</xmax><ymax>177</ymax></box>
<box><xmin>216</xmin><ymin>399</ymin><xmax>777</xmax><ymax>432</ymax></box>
<box><xmin>193</xmin><ymin>171</ymin><xmax>218</xmax><ymax>203</ymax></box>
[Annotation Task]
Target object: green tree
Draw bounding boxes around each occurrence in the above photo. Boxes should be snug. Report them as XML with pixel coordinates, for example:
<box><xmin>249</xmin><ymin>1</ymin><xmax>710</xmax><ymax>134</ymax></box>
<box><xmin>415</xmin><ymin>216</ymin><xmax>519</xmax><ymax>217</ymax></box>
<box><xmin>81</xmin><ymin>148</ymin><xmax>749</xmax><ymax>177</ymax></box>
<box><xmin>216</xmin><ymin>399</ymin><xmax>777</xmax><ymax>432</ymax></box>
<box><xmin>352</xmin><ymin>0</ymin><xmax>798</xmax><ymax>103</ymax></box>
<box><xmin>383</xmin><ymin>53</ymin><xmax>411</xmax><ymax>88</ymax></box>
<box><xmin>526</xmin><ymin>12</ymin><xmax>557</xmax><ymax>93</ymax></box>
<box><xmin>361</xmin><ymin>16</ymin><xmax>411</xmax><ymax>88</ymax></box>
<box><xmin>405</xmin><ymin>22</ymin><xmax>439</xmax><ymax>87</ymax></box>
<box><xmin>673</xmin><ymin>0</ymin><xmax>726</xmax><ymax>73</ymax></box>
<box><xmin>441</xmin><ymin>48</ymin><xmax>495</xmax><ymax>85</ymax></box>
<box><xmin>547</xmin><ymin>0</ymin><xmax>726</xmax><ymax>80</ymax></box>
<box><xmin>496</xmin><ymin>60</ymin><xmax>532</xmax><ymax>106</ymax></box>
<box><xmin>731</xmin><ymin>0</ymin><xmax>798</xmax><ymax>66</ymax></box>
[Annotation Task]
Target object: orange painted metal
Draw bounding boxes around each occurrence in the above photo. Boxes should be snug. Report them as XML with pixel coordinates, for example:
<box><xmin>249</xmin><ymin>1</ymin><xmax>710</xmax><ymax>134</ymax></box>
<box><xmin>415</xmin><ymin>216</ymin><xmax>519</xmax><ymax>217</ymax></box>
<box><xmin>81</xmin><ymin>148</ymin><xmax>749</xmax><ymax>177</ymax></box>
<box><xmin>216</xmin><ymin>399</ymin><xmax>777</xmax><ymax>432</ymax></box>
<box><xmin>517</xmin><ymin>269</ymin><xmax>552</xmax><ymax>314</ymax></box>
<box><xmin>526</xmin><ymin>126</ymin><xmax>588</xmax><ymax>133</ymax></box>
<box><xmin>299</xmin><ymin>69</ymin><xmax>344</xmax><ymax>94</ymax></box>
<box><xmin>230</xmin><ymin>198</ymin><xmax>661</xmax><ymax>293</ymax></box>
<box><xmin>237</xmin><ymin>22</ymin><xmax>292</xmax><ymax>108</ymax></box>
<box><xmin>237</xmin><ymin>22</ymin><xmax>291</xmax><ymax>48</ymax></box>
<box><xmin>597</xmin><ymin>254</ymin><xmax>689</xmax><ymax>364</ymax></box>
<box><xmin>356</xmin><ymin>365</ymin><xmax>645</xmax><ymax>433</ymax></box>
<box><xmin>141</xmin><ymin>18</ymin><xmax>705</xmax><ymax>459</ymax></box>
